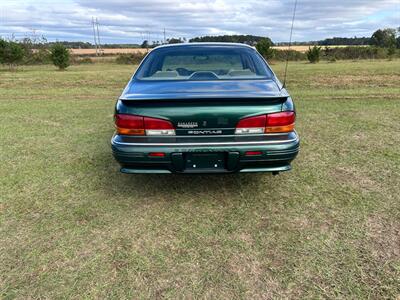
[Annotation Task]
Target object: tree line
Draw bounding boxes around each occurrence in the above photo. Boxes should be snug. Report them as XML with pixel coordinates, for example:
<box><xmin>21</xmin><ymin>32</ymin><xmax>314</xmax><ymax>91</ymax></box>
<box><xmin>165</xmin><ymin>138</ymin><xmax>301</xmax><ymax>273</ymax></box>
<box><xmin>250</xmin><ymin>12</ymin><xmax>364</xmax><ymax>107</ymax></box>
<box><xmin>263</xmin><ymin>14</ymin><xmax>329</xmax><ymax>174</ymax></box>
<box><xmin>0</xmin><ymin>39</ymin><xmax>71</xmax><ymax>70</ymax></box>
<box><xmin>276</xmin><ymin>37</ymin><xmax>371</xmax><ymax>46</ymax></box>
<box><xmin>189</xmin><ymin>35</ymin><xmax>273</xmax><ymax>45</ymax></box>
<box><xmin>1</xmin><ymin>27</ymin><xmax>399</xmax><ymax>70</ymax></box>
<box><xmin>193</xmin><ymin>29</ymin><xmax>400</xmax><ymax>48</ymax></box>
<box><xmin>255</xmin><ymin>28</ymin><xmax>400</xmax><ymax>63</ymax></box>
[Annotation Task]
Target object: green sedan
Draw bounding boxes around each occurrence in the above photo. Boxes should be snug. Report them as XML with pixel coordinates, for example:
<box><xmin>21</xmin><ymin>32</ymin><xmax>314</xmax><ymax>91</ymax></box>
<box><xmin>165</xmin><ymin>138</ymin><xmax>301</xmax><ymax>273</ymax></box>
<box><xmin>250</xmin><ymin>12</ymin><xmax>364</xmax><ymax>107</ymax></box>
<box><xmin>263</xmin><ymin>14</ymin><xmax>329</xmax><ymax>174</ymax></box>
<box><xmin>111</xmin><ymin>43</ymin><xmax>299</xmax><ymax>174</ymax></box>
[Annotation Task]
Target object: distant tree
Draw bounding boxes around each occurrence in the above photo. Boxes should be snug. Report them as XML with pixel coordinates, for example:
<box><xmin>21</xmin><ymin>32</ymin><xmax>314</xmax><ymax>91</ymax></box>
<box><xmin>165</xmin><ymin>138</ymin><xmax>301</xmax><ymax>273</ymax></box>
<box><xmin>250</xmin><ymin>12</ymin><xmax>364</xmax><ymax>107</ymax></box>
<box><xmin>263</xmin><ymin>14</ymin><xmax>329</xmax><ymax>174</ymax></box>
<box><xmin>256</xmin><ymin>38</ymin><xmax>275</xmax><ymax>60</ymax></box>
<box><xmin>387</xmin><ymin>45</ymin><xmax>396</xmax><ymax>60</ymax></box>
<box><xmin>0</xmin><ymin>40</ymin><xmax>25</xmax><ymax>70</ymax></box>
<box><xmin>50</xmin><ymin>43</ymin><xmax>70</xmax><ymax>70</ymax></box>
<box><xmin>306</xmin><ymin>45</ymin><xmax>322</xmax><ymax>63</ymax></box>
<box><xmin>152</xmin><ymin>40</ymin><xmax>161</xmax><ymax>47</ymax></box>
<box><xmin>396</xmin><ymin>27</ymin><xmax>400</xmax><ymax>49</ymax></box>
<box><xmin>0</xmin><ymin>39</ymin><xmax>6</xmax><ymax>64</ymax></box>
<box><xmin>167</xmin><ymin>38</ymin><xmax>184</xmax><ymax>44</ymax></box>
<box><xmin>317</xmin><ymin>36</ymin><xmax>371</xmax><ymax>46</ymax></box>
<box><xmin>371</xmin><ymin>28</ymin><xmax>397</xmax><ymax>48</ymax></box>
<box><xmin>189</xmin><ymin>35</ymin><xmax>272</xmax><ymax>45</ymax></box>
<box><xmin>20</xmin><ymin>36</ymin><xmax>50</xmax><ymax>64</ymax></box>
<box><xmin>48</xmin><ymin>41</ymin><xmax>93</xmax><ymax>49</ymax></box>
<box><xmin>141</xmin><ymin>40</ymin><xmax>149</xmax><ymax>48</ymax></box>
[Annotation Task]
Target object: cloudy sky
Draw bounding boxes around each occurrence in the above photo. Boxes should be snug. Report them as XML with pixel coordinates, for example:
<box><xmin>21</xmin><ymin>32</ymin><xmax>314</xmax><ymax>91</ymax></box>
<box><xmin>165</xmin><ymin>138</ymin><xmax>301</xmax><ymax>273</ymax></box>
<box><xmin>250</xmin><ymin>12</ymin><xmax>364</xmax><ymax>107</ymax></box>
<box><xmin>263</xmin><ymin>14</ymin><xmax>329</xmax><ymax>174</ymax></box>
<box><xmin>1</xmin><ymin>0</ymin><xmax>399</xmax><ymax>44</ymax></box>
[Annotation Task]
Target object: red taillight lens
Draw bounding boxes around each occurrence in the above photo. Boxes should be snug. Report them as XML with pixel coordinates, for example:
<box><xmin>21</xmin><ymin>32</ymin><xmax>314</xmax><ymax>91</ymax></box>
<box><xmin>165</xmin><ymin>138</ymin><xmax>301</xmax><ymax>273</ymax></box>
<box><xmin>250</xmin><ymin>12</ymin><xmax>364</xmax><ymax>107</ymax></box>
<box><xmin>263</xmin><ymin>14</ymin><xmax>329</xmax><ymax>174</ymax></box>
<box><xmin>115</xmin><ymin>114</ymin><xmax>145</xmax><ymax>135</ymax></box>
<box><xmin>144</xmin><ymin>117</ymin><xmax>174</xmax><ymax>129</ymax></box>
<box><xmin>115</xmin><ymin>114</ymin><xmax>175</xmax><ymax>136</ymax></box>
<box><xmin>235</xmin><ymin>115</ymin><xmax>266</xmax><ymax>134</ymax></box>
<box><xmin>236</xmin><ymin>115</ymin><xmax>266</xmax><ymax>128</ymax></box>
<box><xmin>115</xmin><ymin>114</ymin><xmax>144</xmax><ymax>128</ymax></box>
<box><xmin>266</xmin><ymin>112</ymin><xmax>295</xmax><ymax>126</ymax></box>
<box><xmin>265</xmin><ymin>111</ymin><xmax>295</xmax><ymax>133</ymax></box>
<box><xmin>144</xmin><ymin>116</ymin><xmax>175</xmax><ymax>135</ymax></box>
<box><xmin>235</xmin><ymin>112</ymin><xmax>295</xmax><ymax>134</ymax></box>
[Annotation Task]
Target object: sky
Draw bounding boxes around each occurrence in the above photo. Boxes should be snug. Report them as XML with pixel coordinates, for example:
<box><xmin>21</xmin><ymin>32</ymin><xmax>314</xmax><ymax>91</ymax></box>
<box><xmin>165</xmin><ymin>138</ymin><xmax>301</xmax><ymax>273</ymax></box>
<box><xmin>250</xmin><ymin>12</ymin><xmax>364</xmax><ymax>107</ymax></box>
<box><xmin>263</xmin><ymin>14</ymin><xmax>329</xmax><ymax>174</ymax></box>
<box><xmin>1</xmin><ymin>0</ymin><xmax>399</xmax><ymax>44</ymax></box>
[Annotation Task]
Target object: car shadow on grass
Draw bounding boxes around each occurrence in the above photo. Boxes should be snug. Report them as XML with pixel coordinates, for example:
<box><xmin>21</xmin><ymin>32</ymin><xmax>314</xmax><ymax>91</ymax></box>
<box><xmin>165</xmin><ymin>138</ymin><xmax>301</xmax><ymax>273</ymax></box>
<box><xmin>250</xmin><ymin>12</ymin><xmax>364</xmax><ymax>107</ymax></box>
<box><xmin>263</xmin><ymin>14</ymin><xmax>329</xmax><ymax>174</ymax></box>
<box><xmin>97</xmin><ymin>155</ymin><xmax>285</xmax><ymax>204</ymax></box>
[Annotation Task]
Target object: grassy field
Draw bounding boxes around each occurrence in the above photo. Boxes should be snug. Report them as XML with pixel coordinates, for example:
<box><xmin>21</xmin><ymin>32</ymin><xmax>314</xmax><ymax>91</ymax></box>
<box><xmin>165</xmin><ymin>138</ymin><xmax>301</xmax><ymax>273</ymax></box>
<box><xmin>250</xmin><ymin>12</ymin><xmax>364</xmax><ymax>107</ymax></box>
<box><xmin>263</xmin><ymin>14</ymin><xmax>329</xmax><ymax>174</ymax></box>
<box><xmin>1</xmin><ymin>60</ymin><xmax>399</xmax><ymax>299</ymax></box>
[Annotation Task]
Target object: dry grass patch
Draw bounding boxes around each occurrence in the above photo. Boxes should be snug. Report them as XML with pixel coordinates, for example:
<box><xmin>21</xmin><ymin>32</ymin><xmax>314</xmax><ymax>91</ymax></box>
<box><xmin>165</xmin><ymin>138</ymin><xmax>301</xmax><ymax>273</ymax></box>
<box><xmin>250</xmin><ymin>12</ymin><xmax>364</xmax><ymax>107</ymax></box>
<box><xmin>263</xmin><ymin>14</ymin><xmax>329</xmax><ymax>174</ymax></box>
<box><xmin>330</xmin><ymin>166</ymin><xmax>381</xmax><ymax>193</ymax></box>
<box><xmin>311</xmin><ymin>74</ymin><xmax>400</xmax><ymax>88</ymax></box>
<box><xmin>366</xmin><ymin>215</ymin><xmax>400</xmax><ymax>262</ymax></box>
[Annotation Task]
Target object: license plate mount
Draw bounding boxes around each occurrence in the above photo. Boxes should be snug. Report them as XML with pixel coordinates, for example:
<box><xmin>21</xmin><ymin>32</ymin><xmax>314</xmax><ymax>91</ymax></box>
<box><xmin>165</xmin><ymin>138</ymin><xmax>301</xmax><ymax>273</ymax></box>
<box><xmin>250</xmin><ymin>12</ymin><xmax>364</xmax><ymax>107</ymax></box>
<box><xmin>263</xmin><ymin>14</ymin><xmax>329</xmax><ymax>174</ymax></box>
<box><xmin>185</xmin><ymin>152</ymin><xmax>226</xmax><ymax>170</ymax></box>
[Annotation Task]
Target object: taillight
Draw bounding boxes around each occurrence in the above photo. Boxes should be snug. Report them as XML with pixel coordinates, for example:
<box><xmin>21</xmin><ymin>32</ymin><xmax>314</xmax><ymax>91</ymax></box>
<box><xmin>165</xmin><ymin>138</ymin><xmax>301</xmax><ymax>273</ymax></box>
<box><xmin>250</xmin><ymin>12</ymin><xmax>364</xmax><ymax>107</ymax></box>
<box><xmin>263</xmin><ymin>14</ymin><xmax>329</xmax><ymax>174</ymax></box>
<box><xmin>265</xmin><ymin>112</ymin><xmax>295</xmax><ymax>133</ymax></box>
<box><xmin>235</xmin><ymin>112</ymin><xmax>295</xmax><ymax>134</ymax></box>
<box><xmin>115</xmin><ymin>114</ymin><xmax>145</xmax><ymax>135</ymax></box>
<box><xmin>235</xmin><ymin>115</ymin><xmax>266</xmax><ymax>134</ymax></box>
<box><xmin>115</xmin><ymin>114</ymin><xmax>175</xmax><ymax>136</ymax></box>
<box><xmin>144</xmin><ymin>116</ymin><xmax>175</xmax><ymax>136</ymax></box>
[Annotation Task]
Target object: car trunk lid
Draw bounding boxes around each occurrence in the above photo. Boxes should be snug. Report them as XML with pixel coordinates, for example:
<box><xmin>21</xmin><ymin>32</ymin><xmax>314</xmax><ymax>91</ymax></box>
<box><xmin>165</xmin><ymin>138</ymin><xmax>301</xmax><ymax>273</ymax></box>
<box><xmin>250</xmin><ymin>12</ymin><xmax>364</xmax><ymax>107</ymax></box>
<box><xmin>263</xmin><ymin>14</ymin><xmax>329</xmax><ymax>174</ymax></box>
<box><xmin>118</xmin><ymin>97</ymin><xmax>287</xmax><ymax>136</ymax></box>
<box><xmin>118</xmin><ymin>79</ymin><xmax>288</xmax><ymax>136</ymax></box>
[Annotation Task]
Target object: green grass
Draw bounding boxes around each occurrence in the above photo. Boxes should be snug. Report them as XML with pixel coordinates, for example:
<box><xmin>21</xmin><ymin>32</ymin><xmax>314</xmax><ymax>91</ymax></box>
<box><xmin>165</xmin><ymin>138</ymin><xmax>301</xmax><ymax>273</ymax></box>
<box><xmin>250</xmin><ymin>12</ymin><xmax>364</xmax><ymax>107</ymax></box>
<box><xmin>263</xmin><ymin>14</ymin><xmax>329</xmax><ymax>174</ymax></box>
<box><xmin>1</xmin><ymin>60</ymin><xmax>399</xmax><ymax>299</ymax></box>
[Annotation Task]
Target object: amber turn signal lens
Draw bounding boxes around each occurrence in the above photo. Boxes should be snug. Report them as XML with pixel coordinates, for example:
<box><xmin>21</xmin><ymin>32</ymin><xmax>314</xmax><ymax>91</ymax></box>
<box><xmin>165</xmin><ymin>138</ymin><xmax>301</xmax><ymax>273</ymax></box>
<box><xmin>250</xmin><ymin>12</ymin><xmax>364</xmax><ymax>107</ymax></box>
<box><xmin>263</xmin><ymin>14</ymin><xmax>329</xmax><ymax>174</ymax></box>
<box><xmin>116</xmin><ymin>127</ymin><xmax>145</xmax><ymax>135</ymax></box>
<box><xmin>265</xmin><ymin>124</ymin><xmax>295</xmax><ymax>133</ymax></box>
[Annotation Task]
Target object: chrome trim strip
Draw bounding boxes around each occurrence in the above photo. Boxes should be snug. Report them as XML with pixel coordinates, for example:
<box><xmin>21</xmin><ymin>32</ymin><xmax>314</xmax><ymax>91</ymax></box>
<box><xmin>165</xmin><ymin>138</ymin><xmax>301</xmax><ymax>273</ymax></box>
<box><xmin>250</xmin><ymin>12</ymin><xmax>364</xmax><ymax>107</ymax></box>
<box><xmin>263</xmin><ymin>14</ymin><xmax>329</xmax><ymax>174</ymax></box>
<box><xmin>114</xmin><ymin>132</ymin><xmax>292</xmax><ymax>139</ymax></box>
<box><xmin>174</xmin><ymin>133</ymin><xmax>288</xmax><ymax>138</ymax></box>
<box><xmin>112</xmin><ymin>137</ymin><xmax>299</xmax><ymax>147</ymax></box>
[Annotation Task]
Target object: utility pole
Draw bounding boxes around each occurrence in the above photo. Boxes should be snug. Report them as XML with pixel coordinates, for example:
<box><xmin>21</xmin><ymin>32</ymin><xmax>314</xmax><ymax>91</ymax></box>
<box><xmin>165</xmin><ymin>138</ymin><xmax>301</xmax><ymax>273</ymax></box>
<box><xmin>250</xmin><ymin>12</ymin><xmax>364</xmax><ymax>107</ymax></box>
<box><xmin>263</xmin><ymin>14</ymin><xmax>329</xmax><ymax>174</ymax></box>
<box><xmin>95</xmin><ymin>18</ymin><xmax>102</xmax><ymax>55</ymax></box>
<box><xmin>91</xmin><ymin>17</ymin><xmax>99</xmax><ymax>56</ymax></box>
<box><xmin>91</xmin><ymin>17</ymin><xmax>102</xmax><ymax>56</ymax></box>
<box><xmin>163</xmin><ymin>28</ymin><xmax>166</xmax><ymax>44</ymax></box>
<box><xmin>146</xmin><ymin>30</ymin><xmax>150</xmax><ymax>52</ymax></box>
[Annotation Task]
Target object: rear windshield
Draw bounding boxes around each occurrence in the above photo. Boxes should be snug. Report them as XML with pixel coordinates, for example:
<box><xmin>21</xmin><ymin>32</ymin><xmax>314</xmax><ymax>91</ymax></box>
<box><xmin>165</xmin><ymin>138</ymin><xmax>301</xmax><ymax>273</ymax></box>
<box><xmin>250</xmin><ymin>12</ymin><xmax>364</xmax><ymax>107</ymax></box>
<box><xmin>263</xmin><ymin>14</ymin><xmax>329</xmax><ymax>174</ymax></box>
<box><xmin>135</xmin><ymin>46</ymin><xmax>273</xmax><ymax>81</ymax></box>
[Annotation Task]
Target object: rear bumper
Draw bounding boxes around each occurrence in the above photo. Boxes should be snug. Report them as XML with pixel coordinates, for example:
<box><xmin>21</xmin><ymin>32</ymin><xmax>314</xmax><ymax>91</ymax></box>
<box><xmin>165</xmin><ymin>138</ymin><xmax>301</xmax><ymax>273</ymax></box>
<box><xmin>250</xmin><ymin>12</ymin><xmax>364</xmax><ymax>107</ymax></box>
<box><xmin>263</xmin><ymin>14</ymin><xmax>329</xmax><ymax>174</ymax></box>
<box><xmin>111</xmin><ymin>132</ymin><xmax>300</xmax><ymax>174</ymax></box>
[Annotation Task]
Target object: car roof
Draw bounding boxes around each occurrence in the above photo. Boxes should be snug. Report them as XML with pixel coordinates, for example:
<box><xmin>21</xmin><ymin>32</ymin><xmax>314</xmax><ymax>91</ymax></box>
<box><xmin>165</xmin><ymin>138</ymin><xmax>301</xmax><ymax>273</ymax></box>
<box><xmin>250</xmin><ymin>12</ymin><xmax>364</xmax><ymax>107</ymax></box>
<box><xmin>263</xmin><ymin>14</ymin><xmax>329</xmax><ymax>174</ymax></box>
<box><xmin>153</xmin><ymin>42</ymin><xmax>255</xmax><ymax>50</ymax></box>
